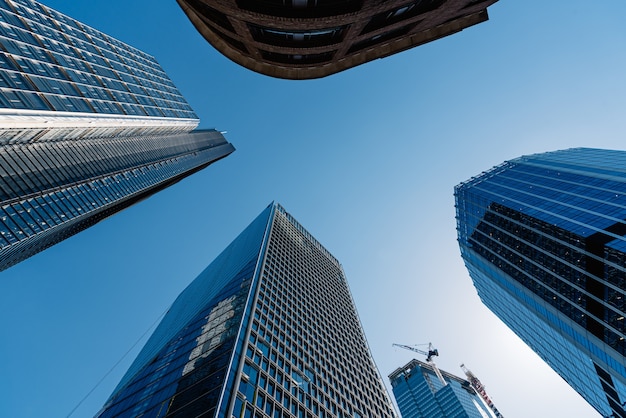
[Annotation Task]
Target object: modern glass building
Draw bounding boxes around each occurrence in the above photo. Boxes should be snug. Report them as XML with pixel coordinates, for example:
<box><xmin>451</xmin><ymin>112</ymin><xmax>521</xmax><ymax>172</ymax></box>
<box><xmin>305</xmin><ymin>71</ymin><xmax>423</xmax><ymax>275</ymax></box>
<box><xmin>0</xmin><ymin>0</ymin><xmax>234</xmax><ymax>271</ymax></box>
<box><xmin>97</xmin><ymin>203</ymin><xmax>397</xmax><ymax>418</ymax></box>
<box><xmin>389</xmin><ymin>359</ymin><xmax>497</xmax><ymax>418</ymax></box>
<box><xmin>455</xmin><ymin>148</ymin><xmax>626</xmax><ymax>417</ymax></box>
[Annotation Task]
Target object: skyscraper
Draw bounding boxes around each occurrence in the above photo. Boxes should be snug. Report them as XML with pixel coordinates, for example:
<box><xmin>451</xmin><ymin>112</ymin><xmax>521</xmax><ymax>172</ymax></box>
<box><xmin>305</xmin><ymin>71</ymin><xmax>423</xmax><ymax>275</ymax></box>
<box><xmin>389</xmin><ymin>359</ymin><xmax>498</xmax><ymax>418</ymax></box>
<box><xmin>97</xmin><ymin>203</ymin><xmax>396</xmax><ymax>418</ymax></box>
<box><xmin>0</xmin><ymin>0</ymin><xmax>234</xmax><ymax>271</ymax></box>
<box><xmin>177</xmin><ymin>0</ymin><xmax>499</xmax><ymax>79</ymax></box>
<box><xmin>455</xmin><ymin>148</ymin><xmax>626</xmax><ymax>417</ymax></box>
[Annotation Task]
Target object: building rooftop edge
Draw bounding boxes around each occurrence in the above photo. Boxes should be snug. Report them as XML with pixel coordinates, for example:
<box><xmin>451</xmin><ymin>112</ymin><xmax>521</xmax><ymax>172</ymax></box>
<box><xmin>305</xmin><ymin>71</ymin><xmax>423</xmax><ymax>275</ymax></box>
<box><xmin>388</xmin><ymin>358</ymin><xmax>473</xmax><ymax>388</ymax></box>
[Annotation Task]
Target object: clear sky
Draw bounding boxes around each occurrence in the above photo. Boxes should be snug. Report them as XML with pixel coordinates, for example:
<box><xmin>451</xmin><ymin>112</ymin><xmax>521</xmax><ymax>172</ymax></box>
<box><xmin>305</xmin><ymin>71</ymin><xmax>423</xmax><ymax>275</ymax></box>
<box><xmin>1</xmin><ymin>0</ymin><xmax>625</xmax><ymax>417</ymax></box>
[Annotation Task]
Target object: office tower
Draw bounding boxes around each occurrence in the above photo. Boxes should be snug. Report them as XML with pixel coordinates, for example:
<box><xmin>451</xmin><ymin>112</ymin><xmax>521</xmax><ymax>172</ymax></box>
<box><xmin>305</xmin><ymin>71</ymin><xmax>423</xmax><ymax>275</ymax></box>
<box><xmin>455</xmin><ymin>148</ymin><xmax>626</xmax><ymax>418</ymax></box>
<box><xmin>0</xmin><ymin>0</ymin><xmax>234</xmax><ymax>271</ymax></box>
<box><xmin>389</xmin><ymin>359</ymin><xmax>498</xmax><ymax>418</ymax></box>
<box><xmin>97</xmin><ymin>203</ymin><xmax>397</xmax><ymax>418</ymax></box>
<box><xmin>177</xmin><ymin>0</ymin><xmax>499</xmax><ymax>79</ymax></box>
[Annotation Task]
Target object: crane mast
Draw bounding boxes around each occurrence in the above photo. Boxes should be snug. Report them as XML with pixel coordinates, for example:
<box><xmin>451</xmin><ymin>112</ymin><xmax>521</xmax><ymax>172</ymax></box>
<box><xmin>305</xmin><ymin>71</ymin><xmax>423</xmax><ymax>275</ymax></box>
<box><xmin>392</xmin><ymin>343</ymin><xmax>447</xmax><ymax>386</ymax></box>
<box><xmin>460</xmin><ymin>364</ymin><xmax>504</xmax><ymax>418</ymax></box>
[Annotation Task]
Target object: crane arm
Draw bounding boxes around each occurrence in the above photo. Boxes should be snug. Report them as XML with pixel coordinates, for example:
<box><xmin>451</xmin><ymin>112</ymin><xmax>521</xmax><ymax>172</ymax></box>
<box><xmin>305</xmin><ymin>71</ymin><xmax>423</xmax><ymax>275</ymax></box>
<box><xmin>392</xmin><ymin>343</ymin><xmax>428</xmax><ymax>356</ymax></box>
<box><xmin>393</xmin><ymin>342</ymin><xmax>446</xmax><ymax>386</ymax></box>
<box><xmin>392</xmin><ymin>343</ymin><xmax>439</xmax><ymax>362</ymax></box>
<box><xmin>460</xmin><ymin>364</ymin><xmax>504</xmax><ymax>418</ymax></box>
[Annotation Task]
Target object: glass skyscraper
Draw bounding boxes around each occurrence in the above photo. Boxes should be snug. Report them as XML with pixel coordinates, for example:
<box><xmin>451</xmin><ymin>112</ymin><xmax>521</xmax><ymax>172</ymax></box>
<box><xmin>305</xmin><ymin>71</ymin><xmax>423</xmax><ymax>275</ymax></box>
<box><xmin>389</xmin><ymin>359</ymin><xmax>497</xmax><ymax>418</ymax></box>
<box><xmin>455</xmin><ymin>148</ymin><xmax>626</xmax><ymax>417</ymax></box>
<box><xmin>0</xmin><ymin>0</ymin><xmax>234</xmax><ymax>271</ymax></box>
<box><xmin>97</xmin><ymin>203</ymin><xmax>396</xmax><ymax>418</ymax></box>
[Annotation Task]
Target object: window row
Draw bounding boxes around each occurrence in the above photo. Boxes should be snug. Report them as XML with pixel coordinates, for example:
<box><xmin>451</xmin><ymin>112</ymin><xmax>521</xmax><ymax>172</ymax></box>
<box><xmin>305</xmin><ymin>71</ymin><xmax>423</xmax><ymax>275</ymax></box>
<box><xmin>0</xmin><ymin>150</ymin><xmax>215</xmax><ymax>246</ymax></box>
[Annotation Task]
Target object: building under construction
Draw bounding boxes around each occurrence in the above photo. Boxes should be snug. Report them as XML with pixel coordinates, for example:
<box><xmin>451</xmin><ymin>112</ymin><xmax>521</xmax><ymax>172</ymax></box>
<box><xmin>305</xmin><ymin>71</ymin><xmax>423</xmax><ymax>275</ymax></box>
<box><xmin>389</xmin><ymin>358</ymin><xmax>502</xmax><ymax>418</ymax></box>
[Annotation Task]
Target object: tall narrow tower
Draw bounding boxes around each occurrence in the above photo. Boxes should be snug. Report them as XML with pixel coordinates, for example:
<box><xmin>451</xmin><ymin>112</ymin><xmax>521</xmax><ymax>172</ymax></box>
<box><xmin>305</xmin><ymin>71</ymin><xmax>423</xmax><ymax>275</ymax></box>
<box><xmin>0</xmin><ymin>0</ymin><xmax>234</xmax><ymax>271</ymax></box>
<box><xmin>97</xmin><ymin>203</ymin><xmax>396</xmax><ymax>418</ymax></box>
<box><xmin>455</xmin><ymin>148</ymin><xmax>626</xmax><ymax>417</ymax></box>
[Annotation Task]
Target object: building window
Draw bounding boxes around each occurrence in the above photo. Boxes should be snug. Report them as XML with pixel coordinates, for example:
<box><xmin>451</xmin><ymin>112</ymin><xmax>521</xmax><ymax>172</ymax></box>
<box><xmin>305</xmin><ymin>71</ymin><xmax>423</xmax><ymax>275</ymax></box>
<box><xmin>260</xmin><ymin>50</ymin><xmax>336</xmax><ymax>65</ymax></box>
<box><xmin>248</xmin><ymin>24</ymin><xmax>346</xmax><ymax>48</ymax></box>
<box><xmin>348</xmin><ymin>24</ymin><xmax>415</xmax><ymax>54</ymax></box>
<box><xmin>211</xmin><ymin>27</ymin><xmax>250</xmax><ymax>54</ymax></box>
<box><xmin>361</xmin><ymin>0</ymin><xmax>445</xmax><ymax>34</ymax></box>
<box><xmin>236</xmin><ymin>0</ymin><xmax>363</xmax><ymax>18</ymax></box>
<box><xmin>184</xmin><ymin>0</ymin><xmax>235</xmax><ymax>32</ymax></box>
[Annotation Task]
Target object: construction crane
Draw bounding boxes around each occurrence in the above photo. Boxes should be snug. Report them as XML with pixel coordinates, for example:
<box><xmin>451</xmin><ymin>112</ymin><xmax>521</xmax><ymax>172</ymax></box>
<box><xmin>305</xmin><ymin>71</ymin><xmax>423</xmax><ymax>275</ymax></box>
<box><xmin>392</xmin><ymin>342</ymin><xmax>447</xmax><ymax>386</ymax></box>
<box><xmin>460</xmin><ymin>364</ymin><xmax>504</xmax><ymax>418</ymax></box>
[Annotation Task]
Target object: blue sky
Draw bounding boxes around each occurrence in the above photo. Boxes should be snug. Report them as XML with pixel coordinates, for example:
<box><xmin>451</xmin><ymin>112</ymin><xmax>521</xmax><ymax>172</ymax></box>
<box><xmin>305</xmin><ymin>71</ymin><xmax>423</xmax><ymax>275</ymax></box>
<box><xmin>1</xmin><ymin>0</ymin><xmax>626</xmax><ymax>417</ymax></box>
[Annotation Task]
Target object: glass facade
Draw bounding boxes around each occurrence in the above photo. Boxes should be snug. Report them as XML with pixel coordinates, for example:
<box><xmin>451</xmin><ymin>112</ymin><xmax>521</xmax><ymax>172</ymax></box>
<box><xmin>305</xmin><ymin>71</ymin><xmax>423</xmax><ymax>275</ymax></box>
<box><xmin>0</xmin><ymin>0</ymin><xmax>234</xmax><ymax>270</ymax></box>
<box><xmin>455</xmin><ymin>148</ymin><xmax>626</xmax><ymax>417</ymax></box>
<box><xmin>0</xmin><ymin>0</ymin><xmax>196</xmax><ymax>122</ymax></box>
<box><xmin>98</xmin><ymin>203</ymin><xmax>397</xmax><ymax>418</ymax></box>
<box><xmin>389</xmin><ymin>359</ymin><xmax>495</xmax><ymax>418</ymax></box>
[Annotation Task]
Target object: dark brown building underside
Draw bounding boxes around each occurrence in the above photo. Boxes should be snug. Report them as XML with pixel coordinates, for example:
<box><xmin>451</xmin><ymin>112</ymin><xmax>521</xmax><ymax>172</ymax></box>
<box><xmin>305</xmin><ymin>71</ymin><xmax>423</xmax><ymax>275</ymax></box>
<box><xmin>177</xmin><ymin>0</ymin><xmax>499</xmax><ymax>79</ymax></box>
